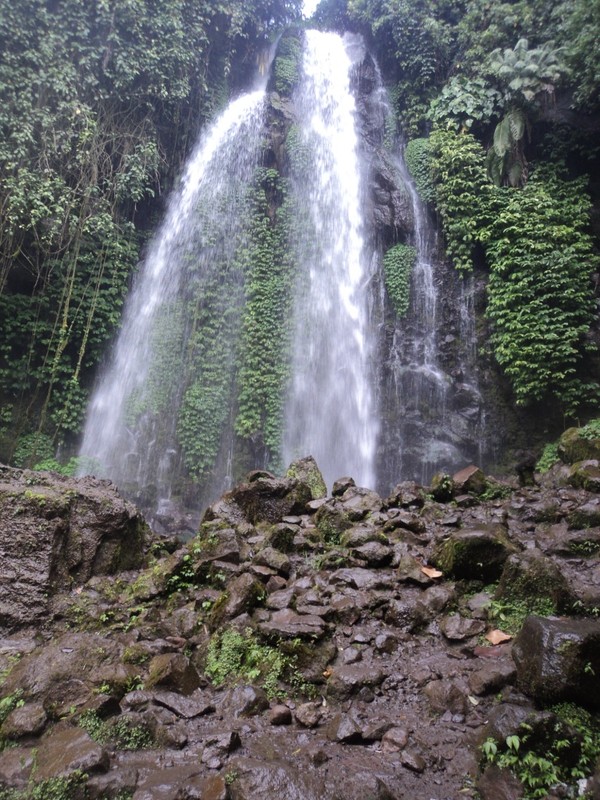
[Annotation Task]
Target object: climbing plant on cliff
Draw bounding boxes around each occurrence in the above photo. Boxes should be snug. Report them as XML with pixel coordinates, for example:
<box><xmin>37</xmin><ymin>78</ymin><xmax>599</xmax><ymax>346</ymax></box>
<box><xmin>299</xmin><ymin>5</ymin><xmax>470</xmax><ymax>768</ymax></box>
<box><xmin>483</xmin><ymin>165</ymin><xmax>599</xmax><ymax>412</ymax></box>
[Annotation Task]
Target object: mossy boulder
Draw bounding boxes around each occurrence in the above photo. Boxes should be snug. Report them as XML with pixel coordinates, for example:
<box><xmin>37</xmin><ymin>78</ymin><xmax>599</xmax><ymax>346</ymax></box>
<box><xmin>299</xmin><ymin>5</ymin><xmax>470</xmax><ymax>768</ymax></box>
<box><xmin>430</xmin><ymin>473</ymin><xmax>455</xmax><ymax>502</ymax></box>
<box><xmin>495</xmin><ymin>551</ymin><xmax>573</xmax><ymax>613</ymax></box>
<box><xmin>558</xmin><ymin>426</ymin><xmax>600</xmax><ymax>465</ymax></box>
<box><xmin>286</xmin><ymin>456</ymin><xmax>327</xmax><ymax>501</ymax></box>
<box><xmin>433</xmin><ymin>525</ymin><xmax>519</xmax><ymax>582</ymax></box>
<box><xmin>567</xmin><ymin>460</ymin><xmax>600</xmax><ymax>493</ymax></box>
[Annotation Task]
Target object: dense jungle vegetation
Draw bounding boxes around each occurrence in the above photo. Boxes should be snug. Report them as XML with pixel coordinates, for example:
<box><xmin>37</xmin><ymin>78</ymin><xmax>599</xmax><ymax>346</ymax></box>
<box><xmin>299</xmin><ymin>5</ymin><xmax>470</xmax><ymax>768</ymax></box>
<box><xmin>0</xmin><ymin>0</ymin><xmax>599</xmax><ymax>477</ymax></box>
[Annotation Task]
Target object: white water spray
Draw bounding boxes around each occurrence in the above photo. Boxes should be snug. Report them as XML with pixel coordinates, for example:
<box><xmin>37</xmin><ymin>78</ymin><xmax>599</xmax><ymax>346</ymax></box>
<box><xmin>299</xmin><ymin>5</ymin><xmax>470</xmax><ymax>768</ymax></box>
<box><xmin>282</xmin><ymin>31</ymin><xmax>379</xmax><ymax>489</ymax></box>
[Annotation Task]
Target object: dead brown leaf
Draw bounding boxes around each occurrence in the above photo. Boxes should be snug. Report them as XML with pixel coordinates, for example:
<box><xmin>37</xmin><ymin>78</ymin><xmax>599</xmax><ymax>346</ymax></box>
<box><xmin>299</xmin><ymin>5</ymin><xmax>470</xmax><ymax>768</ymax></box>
<box><xmin>485</xmin><ymin>629</ymin><xmax>513</xmax><ymax>645</ymax></box>
<box><xmin>420</xmin><ymin>566</ymin><xmax>443</xmax><ymax>579</ymax></box>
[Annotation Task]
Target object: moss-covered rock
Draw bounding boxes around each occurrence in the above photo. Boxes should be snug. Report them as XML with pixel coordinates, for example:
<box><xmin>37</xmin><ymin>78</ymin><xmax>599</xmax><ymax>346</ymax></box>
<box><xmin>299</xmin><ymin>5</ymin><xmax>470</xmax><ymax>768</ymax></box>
<box><xmin>286</xmin><ymin>456</ymin><xmax>327</xmax><ymax>501</ymax></box>
<box><xmin>433</xmin><ymin>525</ymin><xmax>519</xmax><ymax>582</ymax></box>
<box><xmin>558</xmin><ymin>426</ymin><xmax>600</xmax><ymax>465</ymax></box>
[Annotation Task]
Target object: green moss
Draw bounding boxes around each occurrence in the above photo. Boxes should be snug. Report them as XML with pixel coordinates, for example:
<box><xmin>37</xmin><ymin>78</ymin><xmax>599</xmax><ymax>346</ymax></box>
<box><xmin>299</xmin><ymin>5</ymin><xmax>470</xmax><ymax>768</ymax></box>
<box><xmin>79</xmin><ymin>709</ymin><xmax>153</xmax><ymax>750</ymax></box>
<box><xmin>273</xmin><ymin>34</ymin><xmax>303</xmax><ymax>95</ymax></box>
<box><xmin>382</xmin><ymin>244</ymin><xmax>416</xmax><ymax>318</ymax></box>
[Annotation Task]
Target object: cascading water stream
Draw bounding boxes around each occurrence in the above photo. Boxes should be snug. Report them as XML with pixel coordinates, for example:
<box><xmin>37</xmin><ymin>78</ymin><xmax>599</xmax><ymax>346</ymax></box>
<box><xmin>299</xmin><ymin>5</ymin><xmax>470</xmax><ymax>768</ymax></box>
<box><xmin>282</xmin><ymin>30</ymin><xmax>379</xmax><ymax>490</ymax></box>
<box><xmin>79</xmin><ymin>81</ymin><xmax>269</xmax><ymax>502</ymax></box>
<box><xmin>384</xmin><ymin>145</ymin><xmax>485</xmax><ymax>484</ymax></box>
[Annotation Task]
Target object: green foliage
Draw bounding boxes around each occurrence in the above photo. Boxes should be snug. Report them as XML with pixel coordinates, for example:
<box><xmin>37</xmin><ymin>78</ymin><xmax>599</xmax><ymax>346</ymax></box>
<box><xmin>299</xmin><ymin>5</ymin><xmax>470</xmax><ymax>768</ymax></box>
<box><xmin>404</xmin><ymin>138</ymin><xmax>435</xmax><ymax>203</ymax></box>
<box><xmin>274</xmin><ymin>33</ymin><xmax>304</xmax><ymax>95</ymax></box>
<box><xmin>0</xmin><ymin>690</ymin><xmax>24</xmax><ymax>725</ymax></box>
<box><xmin>382</xmin><ymin>244</ymin><xmax>416</xmax><ymax>318</ymax></box>
<box><xmin>578</xmin><ymin>418</ymin><xmax>600</xmax><ymax>441</ymax></box>
<box><xmin>0</xmin><ymin>772</ymin><xmax>86</xmax><ymax>800</ymax></box>
<box><xmin>79</xmin><ymin>709</ymin><xmax>153</xmax><ymax>750</ymax></box>
<box><xmin>12</xmin><ymin>433</ymin><xmax>54</xmax><ymax>469</ymax></box>
<box><xmin>429</xmin><ymin>76</ymin><xmax>503</xmax><ymax>132</ymax></box>
<box><xmin>484</xmin><ymin>166</ymin><xmax>599</xmax><ymax>411</ymax></box>
<box><xmin>233</xmin><ymin>168</ymin><xmax>295</xmax><ymax>470</ymax></box>
<box><xmin>536</xmin><ymin>443</ymin><xmax>560</xmax><ymax>473</ymax></box>
<box><xmin>206</xmin><ymin>627</ymin><xmax>311</xmax><ymax>698</ymax></box>
<box><xmin>481</xmin><ymin>703</ymin><xmax>600</xmax><ymax>798</ymax></box>
<box><xmin>428</xmin><ymin>128</ymin><xmax>491</xmax><ymax>272</ymax></box>
<box><xmin>487</xmin><ymin>596</ymin><xmax>555</xmax><ymax>637</ymax></box>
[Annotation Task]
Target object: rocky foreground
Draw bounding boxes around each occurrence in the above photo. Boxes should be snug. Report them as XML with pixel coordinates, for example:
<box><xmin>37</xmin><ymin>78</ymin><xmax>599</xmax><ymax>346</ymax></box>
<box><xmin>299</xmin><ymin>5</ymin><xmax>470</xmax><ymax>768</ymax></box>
<box><xmin>0</xmin><ymin>453</ymin><xmax>599</xmax><ymax>800</ymax></box>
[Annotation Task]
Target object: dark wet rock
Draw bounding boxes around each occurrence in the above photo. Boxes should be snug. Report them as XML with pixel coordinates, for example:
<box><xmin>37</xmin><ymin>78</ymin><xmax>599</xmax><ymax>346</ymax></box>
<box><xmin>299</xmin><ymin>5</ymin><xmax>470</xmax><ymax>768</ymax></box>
<box><xmin>269</xmin><ymin>704</ymin><xmax>292</xmax><ymax>725</ymax></box>
<box><xmin>421</xmin><ymin>583</ymin><xmax>456</xmax><ymax>614</ymax></box>
<box><xmin>87</xmin><ymin>767</ymin><xmax>139</xmax><ymax>800</ymax></box>
<box><xmin>439</xmin><ymin>613</ymin><xmax>486</xmax><ymax>641</ymax></box>
<box><xmin>0</xmin><ymin>466</ymin><xmax>147</xmax><ymax>633</ymax></box>
<box><xmin>424</xmin><ymin>679</ymin><xmax>467</xmax><ymax>715</ymax></box>
<box><xmin>0</xmin><ymin>747</ymin><xmax>36</xmax><ymax>787</ymax></box>
<box><xmin>35</xmin><ymin>723</ymin><xmax>109</xmax><ymax>779</ymax></box>
<box><xmin>495</xmin><ymin>550</ymin><xmax>573</xmax><ymax>612</ymax></box>
<box><xmin>453</xmin><ymin>464</ymin><xmax>487</xmax><ymax>495</ymax></box>
<box><xmin>478</xmin><ymin>764</ymin><xmax>525</xmax><ymax>800</ymax></box>
<box><xmin>258</xmin><ymin>608</ymin><xmax>326</xmax><ymax>639</ymax></box>
<box><xmin>254</xmin><ymin>546</ymin><xmax>291</xmax><ymax>577</ymax></box>
<box><xmin>384</xmin><ymin>597</ymin><xmax>431</xmax><ymax>632</ymax></box>
<box><xmin>327</xmin><ymin>663</ymin><xmax>387</xmax><ymax>700</ymax></box>
<box><xmin>385</xmin><ymin>481</ymin><xmax>426</xmax><ymax>509</ymax></box>
<box><xmin>209</xmin><ymin>573</ymin><xmax>266</xmax><ymax>627</ymax></box>
<box><xmin>325</xmin><ymin>711</ymin><xmax>363</xmax><ymax>743</ymax></box>
<box><xmin>374</xmin><ymin>632</ymin><xmax>398</xmax><ymax>654</ymax></box>
<box><xmin>226</xmin><ymin>476</ymin><xmax>312</xmax><ymax>525</ymax></box>
<box><xmin>329</xmin><ymin>567</ymin><xmax>392</xmax><ymax>590</ymax></box>
<box><xmin>0</xmin><ymin>701</ymin><xmax>47</xmax><ymax>739</ymax></box>
<box><xmin>512</xmin><ymin>615</ymin><xmax>600</xmax><ymax>708</ymax></box>
<box><xmin>351</xmin><ymin>541</ymin><xmax>393</xmax><ymax>567</ymax></box>
<box><xmin>315</xmin><ymin>500</ymin><xmax>352</xmax><ymax>543</ymax></box>
<box><xmin>340</xmin><ymin>526</ymin><xmax>388</xmax><ymax>547</ymax></box>
<box><xmin>123</xmin><ymin>689</ymin><xmax>215</xmax><ymax>719</ymax></box>
<box><xmin>295</xmin><ymin>701</ymin><xmax>325</xmax><ymax>728</ymax></box>
<box><xmin>224</xmin><ymin>685</ymin><xmax>269</xmax><ymax>717</ymax></box>
<box><xmin>469</xmin><ymin>661</ymin><xmax>517</xmax><ymax>696</ymax></box>
<box><xmin>286</xmin><ymin>456</ymin><xmax>327</xmax><ymax>500</ymax></box>
<box><xmin>132</xmin><ymin>765</ymin><xmax>217</xmax><ymax>800</ymax></box>
<box><xmin>433</xmin><ymin>524</ymin><xmax>519</xmax><ymax>582</ymax></box>
<box><xmin>145</xmin><ymin>653</ymin><xmax>201</xmax><ymax>696</ymax></box>
<box><xmin>338</xmin><ymin>485</ymin><xmax>383</xmax><ymax>520</ymax></box>
<box><xmin>397</xmin><ymin>553</ymin><xmax>433</xmax><ymax>585</ymax></box>
<box><xmin>332</xmin><ymin>476</ymin><xmax>355</xmax><ymax>496</ymax></box>
<box><xmin>431</xmin><ymin>472</ymin><xmax>455</xmax><ymax>502</ymax></box>
<box><xmin>263</xmin><ymin>522</ymin><xmax>298</xmax><ymax>553</ymax></box>
<box><xmin>567</xmin><ymin>498</ymin><xmax>600</xmax><ymax>529</ymax></box>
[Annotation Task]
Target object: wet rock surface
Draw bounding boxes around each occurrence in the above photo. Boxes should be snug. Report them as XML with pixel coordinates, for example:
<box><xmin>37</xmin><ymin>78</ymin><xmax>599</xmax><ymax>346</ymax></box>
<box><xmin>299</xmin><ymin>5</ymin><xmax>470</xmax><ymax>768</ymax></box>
<box><xmin>0</xmin><ymin>460</ymin><xmax>599</xmax><ymax>799</ymax></box>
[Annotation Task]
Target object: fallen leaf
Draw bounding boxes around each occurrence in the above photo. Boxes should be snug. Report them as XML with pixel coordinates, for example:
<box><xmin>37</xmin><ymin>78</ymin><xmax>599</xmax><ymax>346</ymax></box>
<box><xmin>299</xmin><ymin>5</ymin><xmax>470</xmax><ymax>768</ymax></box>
<box><xmin>467</xmin><ymin>695</ymin><xmax>480</xmax><ymax>706</ymax></box>
<box><xmin>322</xmin><ymin>668</ymin><xmax>332</xmax><ymax>678</ymax></box>
<box><xmin>485</xmin><ymin>629</ymin><xmax>513</xmax><ymax>645</ymax></box>
<box><xmin>420</xmin><ymin>566</ymin><xmax>443</xmax><ymax>579</ymax></box>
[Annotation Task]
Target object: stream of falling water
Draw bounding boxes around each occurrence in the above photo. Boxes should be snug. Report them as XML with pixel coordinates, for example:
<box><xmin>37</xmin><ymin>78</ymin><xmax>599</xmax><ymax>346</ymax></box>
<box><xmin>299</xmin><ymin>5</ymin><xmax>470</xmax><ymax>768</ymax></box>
<box><xmin>79</xmin><ymin>86</ymin><xmax>269</xmax><ymax>498</ymax></box>
<box><xmin>282</xmin><ymin>30</ymin><xmax>379</xmax><ymax>490</ymax></box>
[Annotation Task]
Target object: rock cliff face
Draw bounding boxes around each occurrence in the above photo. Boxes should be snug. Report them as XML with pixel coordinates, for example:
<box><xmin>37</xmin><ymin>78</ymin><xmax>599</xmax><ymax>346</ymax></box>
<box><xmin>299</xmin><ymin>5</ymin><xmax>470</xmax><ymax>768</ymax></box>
<box><xmin>0</xmin><ymin>466</ymin><xmax>148</xmax><ymax>634</ymax></box>
<box><xmin>0</xmin><ymin>458</ymin><xmax>599</xmax><ymax>799</ymax></box>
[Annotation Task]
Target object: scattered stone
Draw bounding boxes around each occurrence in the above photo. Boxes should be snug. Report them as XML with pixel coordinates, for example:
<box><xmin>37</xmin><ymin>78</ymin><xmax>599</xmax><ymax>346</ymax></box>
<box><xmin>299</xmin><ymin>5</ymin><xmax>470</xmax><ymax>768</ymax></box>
<box><xmin>145</xmin><ymin>653</ymin><xmax>201</xmax><ymax>696</ymax></box>
<box><xmin>400</xmin><ymin>748</ymin><xmax>426</xmax><ymax>772</ymax></box>
<box><xmin>439</xmin><ymin>613</ymin><xmax>486</xmax><ymax>641</ymax></box>
<box><xmin>453</xmin><ymin>465</ymin><xmax>486</xmax><ymax>495</ymax></box>
<box><xmin>295</xmin><ymin>701</ymin><xmax>325</xmax><ymax>728</ymax></box>
<box><xmin>258</xmin><ymin>608</ymin><xmax>326</xmax><ymax>639</ymax></box>
<box><xmin>0</xmin><ymin>702</ymin><xmax>47</xmax><ymax>739</ymax></box>
<box><xmin>381</xmin><ymin>727</ymin><xmax>409</xmax><ymax>751</ymax></box>
<box><xmin>469</xmin><ymin>662</ymin><xmax>517</xmax><ymax>696</ymax></box>
<box><xmin>269</xmin><ymin>704</ymin><xmax>292</xmax><ymax>725</ymax></box>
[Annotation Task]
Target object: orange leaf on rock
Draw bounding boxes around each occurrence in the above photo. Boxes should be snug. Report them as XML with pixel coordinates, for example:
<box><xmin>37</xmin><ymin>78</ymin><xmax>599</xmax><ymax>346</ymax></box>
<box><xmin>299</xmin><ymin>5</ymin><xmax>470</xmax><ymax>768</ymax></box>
<box><xmin>421</xmin><ymin>566</ymin><xmax>443</xmax><ymax>579</ymax></box>
<box><xmin>485</xmin><ymin>629</ymin><xmax>512</xmax><ymax>645</ymax></box>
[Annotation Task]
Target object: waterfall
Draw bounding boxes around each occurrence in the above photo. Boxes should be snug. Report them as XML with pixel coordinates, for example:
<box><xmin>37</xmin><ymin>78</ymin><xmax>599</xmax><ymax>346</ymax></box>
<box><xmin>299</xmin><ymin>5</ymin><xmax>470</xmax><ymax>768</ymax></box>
<box><xmin>79</xmin><ymin>84</ymin><xmax>269</xmax><ymax>505</ymax></box>
<box><xmin>383</xmin><ymin>148</ymin><xmax>485</xmax><ymax>484</ymax></box>
<box><xmin>282</xmin><ymin>30</ymin><xmax>379</xmax><ymax>490</ymax></box>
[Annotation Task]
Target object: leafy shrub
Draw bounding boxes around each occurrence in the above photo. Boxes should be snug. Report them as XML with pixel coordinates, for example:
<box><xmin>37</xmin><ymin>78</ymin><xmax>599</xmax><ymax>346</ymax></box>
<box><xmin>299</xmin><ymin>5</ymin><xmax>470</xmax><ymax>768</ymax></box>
<box><xmin>383</xmin><ymin>244</ymin><xmax>416</xmax><ymax>317</ymax></box>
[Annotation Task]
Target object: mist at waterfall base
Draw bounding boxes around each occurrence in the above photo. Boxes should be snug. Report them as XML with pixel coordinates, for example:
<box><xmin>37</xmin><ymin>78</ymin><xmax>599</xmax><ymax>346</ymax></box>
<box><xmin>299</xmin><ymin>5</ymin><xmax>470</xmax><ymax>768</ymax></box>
<box><xmin>79</xmin><ymin>30</ymin><xmax>485</xmax><ymax>520</ymax></box>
